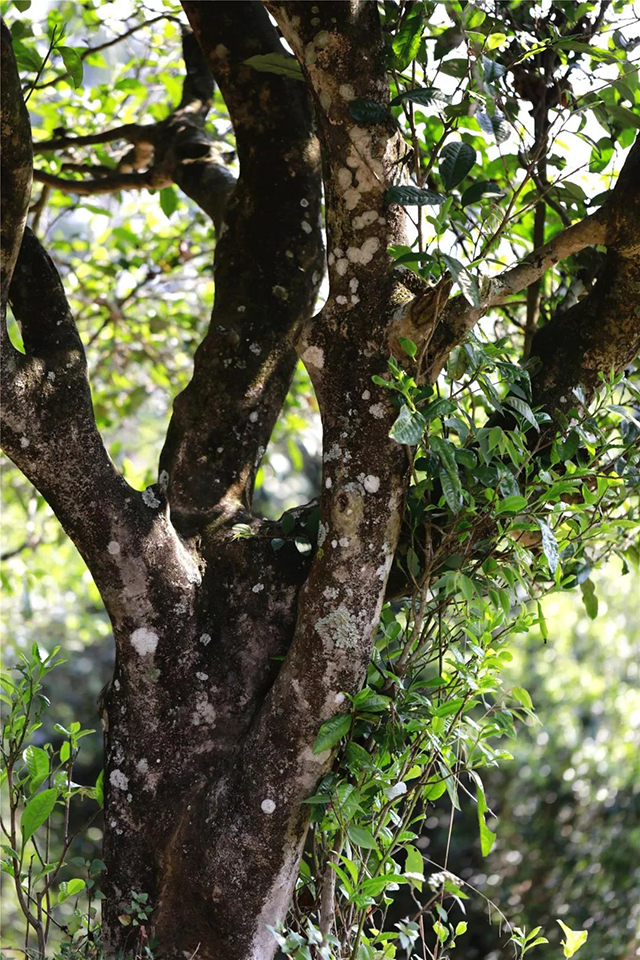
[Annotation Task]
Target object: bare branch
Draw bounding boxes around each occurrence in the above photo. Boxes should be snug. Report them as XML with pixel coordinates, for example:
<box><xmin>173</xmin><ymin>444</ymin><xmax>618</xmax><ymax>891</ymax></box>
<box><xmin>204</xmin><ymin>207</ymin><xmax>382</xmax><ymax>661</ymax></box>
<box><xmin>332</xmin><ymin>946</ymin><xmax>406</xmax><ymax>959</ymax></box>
<box><xmin>32</xmin><ymin>167</ymin><xmax>167</xmax><ymax>195</ymax></box>
<box><xmin>33</xmin><ymin>123</ymin><xmax>153</xmax><ymax>153</ymax></box>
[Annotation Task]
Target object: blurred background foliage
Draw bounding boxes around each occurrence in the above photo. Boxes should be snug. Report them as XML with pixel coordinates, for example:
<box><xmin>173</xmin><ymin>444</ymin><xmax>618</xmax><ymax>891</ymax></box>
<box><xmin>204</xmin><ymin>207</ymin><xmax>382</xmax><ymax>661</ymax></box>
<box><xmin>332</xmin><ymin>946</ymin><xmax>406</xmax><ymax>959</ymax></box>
<box><xmin>2</xmin><ymin>0</ymin><xmax>640</xmax><ymax>955</ymax></box>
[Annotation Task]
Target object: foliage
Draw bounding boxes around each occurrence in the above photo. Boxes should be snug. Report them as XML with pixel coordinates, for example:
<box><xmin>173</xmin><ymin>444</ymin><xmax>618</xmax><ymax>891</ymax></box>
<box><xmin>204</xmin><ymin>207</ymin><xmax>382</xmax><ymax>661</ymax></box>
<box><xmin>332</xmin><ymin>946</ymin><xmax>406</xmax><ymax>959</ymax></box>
<box><xmin>1</xmin><ymin>0</ymin><xmax>640</xmax><ymax>957</ymax></box>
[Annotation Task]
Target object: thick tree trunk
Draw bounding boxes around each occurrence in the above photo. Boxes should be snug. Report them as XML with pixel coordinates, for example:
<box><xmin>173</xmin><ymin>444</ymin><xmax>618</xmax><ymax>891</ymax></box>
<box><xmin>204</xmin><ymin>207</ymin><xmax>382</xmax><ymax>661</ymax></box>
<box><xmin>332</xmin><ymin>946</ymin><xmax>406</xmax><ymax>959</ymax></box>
<box><xmin>2</xmin><ymin>4</ymin><xmax>639</xmax><ymax>959</ymax></box>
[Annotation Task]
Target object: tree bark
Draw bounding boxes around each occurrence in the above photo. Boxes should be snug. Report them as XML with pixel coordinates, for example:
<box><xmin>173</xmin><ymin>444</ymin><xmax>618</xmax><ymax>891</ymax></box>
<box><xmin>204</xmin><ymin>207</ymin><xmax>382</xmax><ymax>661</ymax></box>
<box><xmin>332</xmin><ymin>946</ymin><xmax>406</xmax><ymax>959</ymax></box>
<box><xmin>1</xmin><ymin>5</ymin><xmax>640</xmax><ymax>960</ymax></box>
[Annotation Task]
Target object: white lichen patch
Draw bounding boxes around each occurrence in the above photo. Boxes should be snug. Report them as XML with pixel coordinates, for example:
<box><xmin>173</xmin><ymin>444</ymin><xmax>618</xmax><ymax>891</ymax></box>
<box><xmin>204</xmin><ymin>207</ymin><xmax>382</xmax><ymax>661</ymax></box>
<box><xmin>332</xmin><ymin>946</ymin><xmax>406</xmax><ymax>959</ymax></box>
<box><xmin>200</xmin><ymin>633</ymin><xmax>212</xmax><ymax>646</ymax></box>
<box><xmin>47</xmin><ymin>371</ymin><xmax>56</xmax><ymax>382</ymax></box>
<box><xmin>20</xmin><ymin>437</ymin><xmax>30</xmax><ymax>448</ymax></box>
<box><xmin>339</xmin><ymin>83</ymin><xmax>355</xmax><ymax>101</ymax></box>
<box><xmin>130</xmin><ymin>627</ymin><xmax>158</xmax><ymax>657</ymax></box>
<box><xmin>300</xmin><ymin>198</ymin><xmax>309</xmax><ymax>208</ymax></box>
<box><xmin>261</xmin><ymin>798</ymin><xmax>276</xmax><ymax>814</ymax></box>
<box><xmin>301</xmin><ymin>221</ymin><xmax>313</xmax><ymax>235</ymax></box>
<box><xmin>352</xmin><ymin>210</ymin><xmax>379</xmax><ymax>230</ymax></box>
<box><xmin>107</xmin><ymin>541</ymin><xmax>121</xmax><ymax>555</ymax></box>
<box><xmin>347</xmin><ymin>237</ymin><xmax>380</xmax><ymax>265</ymax></box>
<box><xmin>192</xmin><ymin>694</ymin><xmax>216</xmax><ymax>727</ymax></box>
<box><xmin>249</xmin><ymin>342</ymin><xmax>261</xmax><ymax>355</ymax></box>
<box><xmin>249</xmin><ymin>411</ymin><xmax>259</xmax><ymax>423</ymax></box>
<box><xmin>302</xmin><ymin>345</ymin><xmax>325</xmax><ymax>369</ymax></box>
<box><xmin>109</xmin><ymin>769</ymin><xmax>129</xmax><ymax>791</ymax></box>
<box><xmin>323</xmin><ymin>586</ymin><xmax>338</xmax><ymax>600</ymax></box>
<box><xmin>363</xmin><ymin>475</ymin><xmax>380</xmax><ymax>493</ymax></box>
<box><xmin>369</xmin><ymin>403</ymin><xmax>386</xmax><ymax>419</ymax></box>
<box><xmin>324</xmin><ymin>443</ymin><xmax>342</xmax><ymax>462</ymax></box>
<box><xmin>317</xmin><ymin>521</ymin><xmax>327</xmax><ymax>547</ymax></box>
<box><xmin>196</xmin><ymin>672</ymin><xmax>209</xmax><ymax>681</ymax></box>
<box><xmin>337</xmin><ymin>167</ymin><xmax>352</xmax><ymax>190</ymax></box>
<box><xmin>361</xmin><ymin>389</ymin><xmax>370</xmax><ymax>400</ymax></box>
<box><xmin>336</xmin><ymin>295</ymin><xmax>348</xmax><ymax>305</ymax></box>
<box><xmin>142</xmin><ymin>487</ymin><xmax>161</xmax><ymax>509</ymax></box>
<box><xmin>334</xmin><ymin>692</ymin><xmax>346</xmax><ymax>704</ymax></box>
<box><xmin>136</xmin><ymin>758</ymin><xmax>149</xmax><ymax>775</ymax></box>
<box><xmin>252</xmin><ymin>582</ymin><xmax>265</xmax><ymax>593</ymax></box>
<box><xmin>335</xmin><ymin>258</ymin><xmax>349</xmax><ymax>276</ymax></box>
<box><xmin>325</xmin><ymin>477</ymin><xmax>332</xmax><ymax>489</ymax></box>
<box><xmin>316</xmin><ymin>603</ymin><xmax>360</xmax><ymax>650</ymax></box>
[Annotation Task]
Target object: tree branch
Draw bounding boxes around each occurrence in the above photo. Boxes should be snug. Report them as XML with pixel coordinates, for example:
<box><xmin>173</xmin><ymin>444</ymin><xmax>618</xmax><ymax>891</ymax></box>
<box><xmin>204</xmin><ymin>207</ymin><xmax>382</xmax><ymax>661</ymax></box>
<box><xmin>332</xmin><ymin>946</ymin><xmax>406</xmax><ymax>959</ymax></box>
<box><xmin>33</xmin><ymin>167</ymin><xmax>166</xmax><ymax>195</ymax></box>
<box><xmin>157</xmin><ymin>1</ymin><xmax>323</xmax><ymax>527</ymax></box>
<box><xmin>397</xmin><ymin>131</ymin><xmax>640</xmax><ymax>386</ymax></box>
<box><xmin>33</xmin><ymin>123</ymin><xmax>152</xmax><ymax>152</ymax></box>
<box><xmin>1</xmin><ymin>19</ymin><xmax>32</xmax><ymax>312</ymax></box>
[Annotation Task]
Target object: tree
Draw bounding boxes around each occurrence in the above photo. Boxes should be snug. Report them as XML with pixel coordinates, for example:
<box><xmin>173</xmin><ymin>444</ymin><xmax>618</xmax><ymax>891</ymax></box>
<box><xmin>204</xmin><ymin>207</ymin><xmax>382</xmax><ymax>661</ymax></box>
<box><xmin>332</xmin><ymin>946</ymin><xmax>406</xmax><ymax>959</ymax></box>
<box><xmin>1</xmin><ymin>2</ymin><xmax>639</xmax><ymax>959</ymax></box>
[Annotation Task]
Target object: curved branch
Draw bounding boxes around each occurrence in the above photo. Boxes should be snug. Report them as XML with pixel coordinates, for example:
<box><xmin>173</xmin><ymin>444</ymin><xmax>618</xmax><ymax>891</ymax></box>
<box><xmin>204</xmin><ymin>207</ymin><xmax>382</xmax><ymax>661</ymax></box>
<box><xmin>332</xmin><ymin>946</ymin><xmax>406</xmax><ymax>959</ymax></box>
<box><xmin>33</xmin><ymin>167</ymin><xmax>166</xmax><ymax>195</ymax></box>
<box><xmin>396</xmin><ymin>135</ymin><xmax>640</xmax><ymax>385</ymax></box>
<box><xmin>33</xmin><ymin>123</ymin><xmax>152</xmax><ymax>152</ymax></box>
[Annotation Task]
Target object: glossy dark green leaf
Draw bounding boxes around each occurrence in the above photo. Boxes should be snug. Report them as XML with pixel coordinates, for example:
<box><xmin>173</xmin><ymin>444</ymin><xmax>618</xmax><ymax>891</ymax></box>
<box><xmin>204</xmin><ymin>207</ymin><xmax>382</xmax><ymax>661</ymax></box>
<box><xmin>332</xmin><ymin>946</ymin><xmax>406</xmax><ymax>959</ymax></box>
<box><xmin>440</xmin><ymin>254</ymin><xmax>481</xmax><ymax>307</ymax></box>
<box><xmin>440</xmin><ymin>141</ymin><xmax>476</xmax><ymax>190</ymax></box>
<box><xmin>537</xmin><ymin>519</ymin><xmax>559</xmax><ymax>574</ymax></box>
<box><xmin>313</xmin><ymin>714</ymin><xmax>351</xmax><ymax>754</ymax></box>
<box><xmin>389</xmin><ymin>405</ymin><xmax>427</xmax><ymax>445</ymax></box>
<box><xmin>386</xmin><ymin>185</ymin><xmax>445</xmax><ymax>207</ymax></box>
<box><xmin>348</xmin><ymin>98</ymin><xmax>390</xmax><ymax>124</ymax></box>
<box><xmin>392</xmin><ymin>12</ymin><xmax>424</xmax><ymax>69</ymax></box>
<box><xmin>461</xmin><ymin>180</ymin><xmax>504</xmax><ymax>206</ymax></box>
<box><xmin>390</xmin><ymin>86</ymin><xmax>445</xmax><ymax>108</ymax></box>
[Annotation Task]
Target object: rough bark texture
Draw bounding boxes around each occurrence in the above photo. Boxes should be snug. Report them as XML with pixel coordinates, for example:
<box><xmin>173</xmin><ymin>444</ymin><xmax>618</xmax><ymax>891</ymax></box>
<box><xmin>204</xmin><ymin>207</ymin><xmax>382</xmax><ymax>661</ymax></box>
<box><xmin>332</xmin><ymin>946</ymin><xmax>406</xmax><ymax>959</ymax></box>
<box><xmin>1</xmin><ymin>4</ymin><xmax>640</xmax><ymax>960</ymax></box>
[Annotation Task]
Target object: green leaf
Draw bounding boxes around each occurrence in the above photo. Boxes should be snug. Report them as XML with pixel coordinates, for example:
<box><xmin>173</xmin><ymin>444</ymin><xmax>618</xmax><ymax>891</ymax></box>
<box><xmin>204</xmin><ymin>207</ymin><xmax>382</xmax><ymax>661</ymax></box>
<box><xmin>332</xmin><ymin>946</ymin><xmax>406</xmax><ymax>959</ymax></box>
<box><xmin>59</xmin><ymin>740</ymin><xmax>70</xmax><ymax>763</ymax></box>
<box><xmin>58</xmin><ymin>46</ymin><xmax>83</xmax><ymax>88</ymax></box>
<box><xmin>21</xmin><ymin>789</ymin><xmax>57</xmax><ymax>847</ymax></box>
<box><xmin>505</xmin><ymin>396</ymin><xmax>539</xmax><ymax>431</ymax></box>
<box><xmin>440</xmin><ymin>254</ymin><xmax>481</xmax><ymax>307</ymax></box>
<box><xmin>348</xmin><ymin>98</ymin><xmax>389</xmax><ymax>124</ymax></box>
<box><xmin>487</xmin><ymin>33</ymin><xmax>507</xmax><ymax>50</ymax></box>
<box><xmin>392</xmin><ymin>12</ymin><xmax>424</xmax><ymax>69</ymax></box>
<box><xmin>404</xmin><ymin>843</ymin><xmax>424</xmax><ymax>883</ymax></box>
<box><xmin>440</xmin><ymin>141</ymin><xmax>477</xmax><ymax>190</ymax></box>
<box><xmin>389</xmin><ymin>405</ymin><xmax>426</xmax><ymax>445</ymax></box>
<box><xmin>398</xmin><ymin>337</ymin><xmax>417</xmax><ymax>358</ymax></box>
<box><xmin>475</xmin><ymin>779</ymin><xmax>496</xmax><ymax>856</ymax></box>
<box><xmin>557</xmin><ymin>920</ymin><xmax>588</xmax><ymax>958</ymax></box>
<box><xmin>58</xmin><ymin>877</ymin><xmax>85</xmax><ymax>902</ymax></box>
<box><xmin>390</xmin><ymin>86</ymin><xmax>445</xmax><ymax>108</ymax></box>
<box><xmin>580</xmin><ymin>578</ymin><xmax>599</xmax><ymax>619</ymax></box>
<box><xmin>477</xmin><ymin>109</ymin><xmax>509</xmax><ymax>142</ymax></box>
<box><xmin>557</xmin><ymin>429</ymin><xmax>580</xmax><ymax>461</ymax></box>
<box><xmin>313</xmin><ymin>714</ymin><xmax>351</xmax><ymax>754</ymax></box>
<box><xmin>159</xmin><ymin>186</ymin><xmax>179</xmax><ymax>219</ymax></box>
<box><xmin>440</xmin><ymin>468</ymin><xmax>463</xmax><ymax>514</ymax></box>
<box><xmin>512</xmin><ymin>686</ymin><xmax>533</xmax><ymax>710</ymax></box>
<box><xmin>461</xmin><ymin>180</ymin><xmax>504</xmax><ymax>206</ymax></box>
<box><xmin>24</xmin><ymin>746</ymin><xmax>49</xmax><ymax>791</ymax></box>
<box><xmin>482</xmin><ymin>55</ymin><xmax>506</xmax><ymax>82</ymax></box>
<box><xmin>537</xmin><ymin>601</ymin><xmax>549</xmax><ymax>641</ymax></box>
<box><xmin>386</xmin><ymin>185</ymin><xmax>446</xmax><ymax>206</ymax></box>
<box><xmin>95</xmin><ymin>770</ymin><xmax>104</xmax><ymax>807</ymax></box>
<box><xmin>495</xmin><ymin>495</ymin><xmax>528</xmax><ymax>513</ymax></box>
<box><xmin>347</xmin><ymin>824</ymin><xmax>379</xmax><ymax>850</ymax></box>
<box><xmin>537</xmin><ymin>519</ymin><xmax>559</xmax><ymax>574</ymax></box>
<box><xmin>243</xmin><ymin>53</ymin><xmax>303</xmax><ymax>81</ymax></box>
